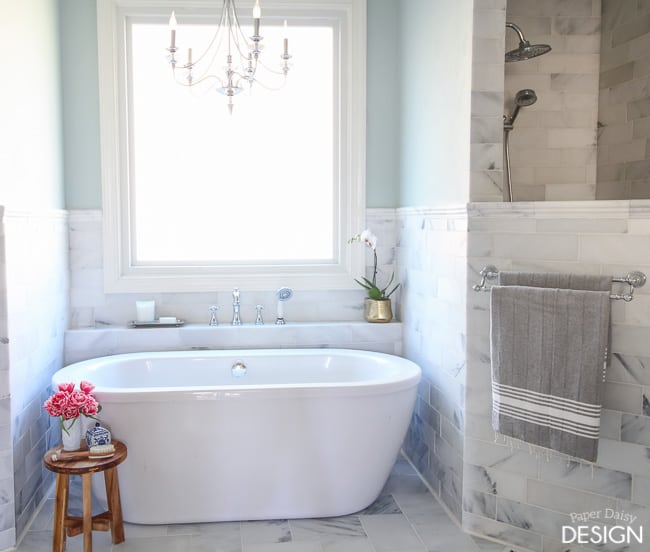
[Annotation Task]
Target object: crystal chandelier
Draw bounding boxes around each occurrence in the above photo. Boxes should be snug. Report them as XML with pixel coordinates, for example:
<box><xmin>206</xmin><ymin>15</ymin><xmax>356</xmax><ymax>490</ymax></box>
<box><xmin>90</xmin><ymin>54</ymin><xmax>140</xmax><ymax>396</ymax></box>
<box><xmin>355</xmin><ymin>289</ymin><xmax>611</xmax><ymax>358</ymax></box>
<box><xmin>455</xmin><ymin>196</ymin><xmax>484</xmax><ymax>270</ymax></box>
<box><xmin>166</xmin><ymin>0</ymin><xmax>291</xmax><ymax>113</ymax></box>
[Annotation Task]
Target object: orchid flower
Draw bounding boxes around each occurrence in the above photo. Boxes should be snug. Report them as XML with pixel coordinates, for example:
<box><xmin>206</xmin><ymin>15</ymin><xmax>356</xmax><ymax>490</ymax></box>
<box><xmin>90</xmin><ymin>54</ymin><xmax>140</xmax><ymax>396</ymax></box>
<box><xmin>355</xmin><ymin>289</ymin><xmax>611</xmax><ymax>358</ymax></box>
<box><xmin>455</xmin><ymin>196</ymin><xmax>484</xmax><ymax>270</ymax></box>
<box><xmin>349</xmin><ymin>228</ymin><xmax>400</xmax><ymax>300</ymax></box>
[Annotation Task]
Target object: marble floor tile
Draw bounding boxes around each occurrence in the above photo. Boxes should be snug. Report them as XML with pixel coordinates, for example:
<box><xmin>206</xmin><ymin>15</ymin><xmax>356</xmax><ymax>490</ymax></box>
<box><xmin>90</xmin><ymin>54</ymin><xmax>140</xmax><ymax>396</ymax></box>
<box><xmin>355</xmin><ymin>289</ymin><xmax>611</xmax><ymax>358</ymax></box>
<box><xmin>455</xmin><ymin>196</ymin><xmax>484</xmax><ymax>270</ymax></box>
<box><xmin>289</xmin><ymin>515</ymin><xmax>367</xmax><ymax>542</ymax></box>
<box><xmin>15</xmin><ymin>454</ymin><xmax>476</xmax><ymax>552</ymax></box>
<box><xmin>320</xmin><ymin>537</ymin><xmax>376</xmax><ymax>552</ymax></box>
<box><xmin>360</xmin><ymin>513</ymin><xmax>427</xmax><ymax>551</ymax></box>
<box><xmin>414</xmin><ymin>522</ymin><xmax>481</xmax><ymax>552</ymax></box>
<box><xmin>244</xmin><ymin>542</ymin><xmax>323</xmax><ymax>552</ymax></box>
<box><xmin>358</xmin><ymin>493</ymin><xmax>403</xmax><ymax>515</ymax></box>
<box><xmin>240</xmin><ymin>519</ymin><xmax>291</xmax><ymax>546</ymax></box>
<box><xmin>471</xmin><ymin>535</ymin><xmax>518</xmax><ymax>551</ymax></box>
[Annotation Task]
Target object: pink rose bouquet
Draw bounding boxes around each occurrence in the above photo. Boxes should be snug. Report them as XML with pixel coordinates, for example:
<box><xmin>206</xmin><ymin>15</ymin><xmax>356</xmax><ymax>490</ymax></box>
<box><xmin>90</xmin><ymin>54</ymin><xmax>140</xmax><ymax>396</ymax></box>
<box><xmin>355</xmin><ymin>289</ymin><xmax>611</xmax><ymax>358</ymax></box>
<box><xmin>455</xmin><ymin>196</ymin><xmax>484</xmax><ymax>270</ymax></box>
<box><xmin>43</xmin><ymin>381</ymin><xmax>101</xmax><ymax>434</ymax></box>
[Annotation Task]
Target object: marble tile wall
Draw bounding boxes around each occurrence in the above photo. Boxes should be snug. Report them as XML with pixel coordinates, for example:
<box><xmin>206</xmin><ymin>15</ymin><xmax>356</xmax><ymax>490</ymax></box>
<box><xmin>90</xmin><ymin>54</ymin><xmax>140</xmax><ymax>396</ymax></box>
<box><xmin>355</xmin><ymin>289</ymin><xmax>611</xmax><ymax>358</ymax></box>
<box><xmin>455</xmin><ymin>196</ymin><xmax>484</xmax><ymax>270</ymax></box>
<box><xmin>0</xmin><ymin>209</ymin><xmax>12</xmax><ymax>551</ymax></box>
<box><xmin>397</xmin><ymin>207</ymin><xmax>468</xmax><ymax>521</ymax></box>
<box><xmin>504</xmin><ymin>0</ymin><xmax>601</xmax><ymax>201</ymax></box>
<box><xmin>597</xmin><ymin>0</ymin><xmax>650</xmax><ymax>199</ymax></box>
<box><xmin>68</xmin><ymin>209</ymin><xmax>396</xmax><ymax>328</ymax></box>
<box><xmin>465</xmin><ymin>200</ymin><xmax>650</xmax><ymax>552</ymax></box>
<box><xmin>64</xmin><ymin>322</ymin><xmax>403</xmax><ymax>365</ymax></box>
<box><xmin>1</xmin><ymin>209</ymin><xmax>68</xmax><ymax>548</ymax></box>
<box><xmin>471</xmin><ymin>0</ymin><xmax>507</xmax><ymax>202</ymax></box>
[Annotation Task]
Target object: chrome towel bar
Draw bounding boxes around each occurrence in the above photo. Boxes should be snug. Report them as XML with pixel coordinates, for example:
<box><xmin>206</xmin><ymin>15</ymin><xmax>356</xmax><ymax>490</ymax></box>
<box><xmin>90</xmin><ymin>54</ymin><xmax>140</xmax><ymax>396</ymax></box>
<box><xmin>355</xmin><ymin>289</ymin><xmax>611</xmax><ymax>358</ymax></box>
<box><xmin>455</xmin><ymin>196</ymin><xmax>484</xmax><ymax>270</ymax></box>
<box><xmin>472</xmin><ymin>265</ymin><xmax>647</xmax><ymax>302</ymax></box>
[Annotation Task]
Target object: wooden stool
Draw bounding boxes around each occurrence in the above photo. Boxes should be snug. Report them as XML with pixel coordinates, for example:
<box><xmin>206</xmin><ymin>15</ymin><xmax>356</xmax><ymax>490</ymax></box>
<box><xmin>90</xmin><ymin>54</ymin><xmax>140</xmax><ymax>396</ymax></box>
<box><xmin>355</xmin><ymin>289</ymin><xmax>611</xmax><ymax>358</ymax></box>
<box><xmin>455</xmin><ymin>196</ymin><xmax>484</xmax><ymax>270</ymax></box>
<box><xmin>43</xmin><ymin>440</ymin><xmax>127</xmax><ymax>552</ymax></box>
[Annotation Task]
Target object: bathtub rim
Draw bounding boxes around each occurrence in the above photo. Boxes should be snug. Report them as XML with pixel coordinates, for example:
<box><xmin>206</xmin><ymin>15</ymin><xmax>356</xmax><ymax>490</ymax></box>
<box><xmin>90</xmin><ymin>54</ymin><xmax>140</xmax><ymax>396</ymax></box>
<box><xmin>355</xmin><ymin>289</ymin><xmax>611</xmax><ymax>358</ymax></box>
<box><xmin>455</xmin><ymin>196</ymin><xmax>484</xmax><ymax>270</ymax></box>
<box><xmin>52</xmin><ymin>348</ymin><xmax>422</xmax><ymax>401</ymax></box>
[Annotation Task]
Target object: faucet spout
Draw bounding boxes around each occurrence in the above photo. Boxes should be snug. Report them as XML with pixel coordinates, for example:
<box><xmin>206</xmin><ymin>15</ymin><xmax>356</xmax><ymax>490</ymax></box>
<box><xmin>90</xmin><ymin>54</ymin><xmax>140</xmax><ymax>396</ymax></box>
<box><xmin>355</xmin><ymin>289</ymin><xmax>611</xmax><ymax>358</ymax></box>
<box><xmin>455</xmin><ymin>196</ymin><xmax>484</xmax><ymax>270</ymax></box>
<box><xmin>232</xmin><ymin>287</ymin><xmax>242</xmax><ymax>325</ymax></box>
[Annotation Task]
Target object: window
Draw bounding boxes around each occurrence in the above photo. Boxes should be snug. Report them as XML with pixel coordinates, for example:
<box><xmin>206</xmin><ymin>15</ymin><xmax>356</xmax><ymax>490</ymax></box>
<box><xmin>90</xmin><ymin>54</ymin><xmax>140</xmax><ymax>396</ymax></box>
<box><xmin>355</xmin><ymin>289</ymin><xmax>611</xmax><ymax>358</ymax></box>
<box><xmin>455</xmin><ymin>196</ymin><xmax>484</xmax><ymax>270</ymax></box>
<box><xmin>97</xmin><ymin>0</ymin><xmax>366</xmax><ymax>292</ymax></box>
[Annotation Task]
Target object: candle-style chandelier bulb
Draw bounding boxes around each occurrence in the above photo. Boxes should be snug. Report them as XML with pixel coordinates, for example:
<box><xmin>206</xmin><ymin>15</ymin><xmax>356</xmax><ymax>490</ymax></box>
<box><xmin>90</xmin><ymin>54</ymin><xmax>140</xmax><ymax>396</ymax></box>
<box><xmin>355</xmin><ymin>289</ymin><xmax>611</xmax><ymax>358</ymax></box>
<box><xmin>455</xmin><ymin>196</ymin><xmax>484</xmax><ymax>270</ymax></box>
<box><xmin>165</xmin><ymin>0</ymin><xmax>291</xmax><ymax>112</ymax></box>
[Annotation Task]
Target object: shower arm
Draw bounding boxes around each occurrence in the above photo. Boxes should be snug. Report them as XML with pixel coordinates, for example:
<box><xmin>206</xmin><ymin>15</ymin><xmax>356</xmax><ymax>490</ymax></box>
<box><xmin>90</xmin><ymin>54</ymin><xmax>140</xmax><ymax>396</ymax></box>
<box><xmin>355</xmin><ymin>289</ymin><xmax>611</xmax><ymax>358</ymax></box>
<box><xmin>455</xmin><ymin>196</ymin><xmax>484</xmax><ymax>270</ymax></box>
<box><xmin>506</xmin><ymin>22</ymin><xmax>527</xmax><ymax>45</ymax></box>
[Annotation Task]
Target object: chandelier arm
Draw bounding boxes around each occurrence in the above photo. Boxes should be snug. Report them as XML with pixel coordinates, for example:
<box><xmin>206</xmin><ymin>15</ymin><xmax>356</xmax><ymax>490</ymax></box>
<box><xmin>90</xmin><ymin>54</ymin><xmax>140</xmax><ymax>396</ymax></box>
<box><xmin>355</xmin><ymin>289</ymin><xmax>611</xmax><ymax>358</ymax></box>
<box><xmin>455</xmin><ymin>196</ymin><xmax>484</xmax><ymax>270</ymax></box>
<box><xmin>247</xmin><ymin>76</ymin><xmax>289</xmax><ymax>92</ymax></box>
<box><xmin>171</xmin><ymin>70</ymin><xmax>223</xmax><ymax>88</ymax></box>
<box><xmin>256</xmin><ymin>57</ymin><xmax>291</xmax><ymax>76</ymax></box>
<box><xmin>190</xmin><ymin>2</ymin><xmax>228</xmax><ymax>68</ymax></box>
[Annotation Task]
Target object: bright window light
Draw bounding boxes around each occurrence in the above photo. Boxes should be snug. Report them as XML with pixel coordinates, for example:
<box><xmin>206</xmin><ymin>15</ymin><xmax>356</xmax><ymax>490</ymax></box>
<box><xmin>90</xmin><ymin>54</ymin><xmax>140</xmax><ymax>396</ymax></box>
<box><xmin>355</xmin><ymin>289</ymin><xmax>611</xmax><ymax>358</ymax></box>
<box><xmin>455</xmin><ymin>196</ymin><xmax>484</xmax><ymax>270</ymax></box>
<box><xmin>129</xmin><ymin>21</ymin><xmax>334</xmax><ymax>263</ymax></box>
<box><xmin>97</xmin><ymin>0</ymin><xmax>366</xmax><ymax>292</ymax></box>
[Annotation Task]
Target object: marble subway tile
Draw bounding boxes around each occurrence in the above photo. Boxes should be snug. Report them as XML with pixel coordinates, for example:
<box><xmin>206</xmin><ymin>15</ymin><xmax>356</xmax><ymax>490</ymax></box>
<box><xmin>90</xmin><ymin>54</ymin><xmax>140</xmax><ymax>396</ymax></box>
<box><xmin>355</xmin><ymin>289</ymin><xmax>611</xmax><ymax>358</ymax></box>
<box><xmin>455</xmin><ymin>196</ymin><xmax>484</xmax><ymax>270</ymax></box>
<box><xmin>631</xmin><ymin>474</ymin><xmax>650</xmax><ymax>507</ymax></box>
<box><xmin>621</xmin><ymin>414</ymin><xmax>650</xmax><ymax>445</ymax></box>
<box><xmin>493</xmin><ymin>233</ymin><xmax>579</xmax><ymax>260</ymax></box>
<box><xmin>465</xmin><ymin>438</ymin><xmax>540</xmax><ymax>478</ymax></box>
<box><xmin>599</xmin><ymin>410</ymin><xmax>622</xmax><ymax>440</ymax></box>
<box><xmin>538</xmin><ymin>457</ymin><xmax>632</xmax><ymax>500</ymax></box>
<box><xmin>608</xmin><ymin>354</ymin><xmax>650</xmax><ymax>385</ymax></box>
<box><xmin>602</xmin><ymin>381</ymin><xmax>644</xmax><ymax>414</ymax></box>
<box><xmin>464</xmin><ymin>464</ymin><xmax>528</xmax><ymax>503</ymax></box>
<box><xmin>526</xmin><ymin>479</ymin><xmax>617</xmax><ymax>514</ymax></box>
<box><xmin>496</xmin><ymin>497</ymin><xmax>572</xmax><ymax>537</ymax></box>
<box><xmin>554</xmin><ymin>17</ymin><xmax>601</xmax><ymax>35</ymax></box>
<box><xmin>462</xmin><ymin>511</ymin><xmax>543</xmax><ymax>552</ymax></box>
<box><xmin>463</xmin><ymin>490</ymin><xmax>497</xmax><ymax>519</ymax></box>
<box><xmin>472</xmin><ymin>91</ymin><xmax>505</xmax><ymax>118</ymax></box>
<box><xmin>597</xmin><ymin>438</ymin><xmax>650</xmax><ymax>477</ymax></box>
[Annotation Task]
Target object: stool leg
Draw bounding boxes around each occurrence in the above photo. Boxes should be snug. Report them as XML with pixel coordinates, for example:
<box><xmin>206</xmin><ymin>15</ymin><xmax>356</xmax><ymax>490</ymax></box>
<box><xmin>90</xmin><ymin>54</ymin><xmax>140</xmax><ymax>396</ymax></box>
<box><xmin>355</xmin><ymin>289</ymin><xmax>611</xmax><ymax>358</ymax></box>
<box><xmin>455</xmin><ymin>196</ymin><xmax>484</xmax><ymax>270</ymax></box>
<box><xmin>81</xmin><ymin>473</ymin><xmax>93</xmax><ymax>552</ymax></box>
<box><xmin>104</xmin><ymin>467</ymin><xmax>125</xmax><ymax>544</ymax></box>
<box><xmin>53</xmin><ymin>473</ymin><xmax>69</xmax><ymax>552</ymax></box>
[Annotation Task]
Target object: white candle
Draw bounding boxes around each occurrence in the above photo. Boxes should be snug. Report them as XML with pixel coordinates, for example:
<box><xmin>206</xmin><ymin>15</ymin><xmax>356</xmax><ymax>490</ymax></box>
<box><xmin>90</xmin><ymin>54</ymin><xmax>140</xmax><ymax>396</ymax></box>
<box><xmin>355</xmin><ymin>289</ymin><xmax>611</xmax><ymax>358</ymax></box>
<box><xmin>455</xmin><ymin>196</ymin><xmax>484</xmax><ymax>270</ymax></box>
<box><xmin>136</xmin><ymin>300</ymin><xmax>156</xmax><ymax>322</ymax></box>
<box><xmin>283</xmin><ymin>20</ymin><xmax>289</xmax><ymax>55</ymax></box>
<box><xmin>253</xmin><ymin>0</ymin><xmax>261</xmax><ymax>36</ymax></box>
<box><xmin>169</xmin><ymin>11</ymin><xmax>177</xmax><ymax>49</ymax></box>
<box><xmin>188</xmin><ymin>48</ymin><xmax>192</xmax><ymax>65</ymax></box>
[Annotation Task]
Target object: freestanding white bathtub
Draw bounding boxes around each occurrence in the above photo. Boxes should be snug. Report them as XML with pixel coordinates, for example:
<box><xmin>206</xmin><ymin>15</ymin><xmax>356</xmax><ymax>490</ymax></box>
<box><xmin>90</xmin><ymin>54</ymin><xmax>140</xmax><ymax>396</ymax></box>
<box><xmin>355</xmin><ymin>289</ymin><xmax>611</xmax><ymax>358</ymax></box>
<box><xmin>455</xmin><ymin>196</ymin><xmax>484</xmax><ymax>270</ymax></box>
<box><xmin>52</xmin><ymin>348</ymin><xmax>421</xmax><ymax>524</ymax></box>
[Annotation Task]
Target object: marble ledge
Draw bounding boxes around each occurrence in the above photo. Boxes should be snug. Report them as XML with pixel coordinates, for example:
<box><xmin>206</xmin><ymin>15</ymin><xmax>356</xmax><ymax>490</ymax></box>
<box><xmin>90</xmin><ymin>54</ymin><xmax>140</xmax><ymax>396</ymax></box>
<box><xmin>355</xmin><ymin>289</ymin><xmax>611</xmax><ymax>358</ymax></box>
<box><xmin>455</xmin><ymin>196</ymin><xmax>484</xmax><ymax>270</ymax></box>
<box><xmin>468</xmin><ymin>199</ymin><xmax>650</xmax><ymax>219</ymax></box>
<box><xmin>64</xmin><ymin>321</ymin><xmax>404</xmax><ymax>365</ymax></box>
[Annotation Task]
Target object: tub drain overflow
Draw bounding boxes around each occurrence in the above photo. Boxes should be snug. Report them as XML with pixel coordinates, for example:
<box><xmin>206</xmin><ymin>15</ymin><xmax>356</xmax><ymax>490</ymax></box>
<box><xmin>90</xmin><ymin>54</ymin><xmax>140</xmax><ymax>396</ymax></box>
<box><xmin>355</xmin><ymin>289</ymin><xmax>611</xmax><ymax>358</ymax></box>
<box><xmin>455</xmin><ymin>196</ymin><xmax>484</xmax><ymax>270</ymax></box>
<box><xmin>231</xmin><ymin>360</ymin><xmax>247</xmax><ymax>377</ymax></box>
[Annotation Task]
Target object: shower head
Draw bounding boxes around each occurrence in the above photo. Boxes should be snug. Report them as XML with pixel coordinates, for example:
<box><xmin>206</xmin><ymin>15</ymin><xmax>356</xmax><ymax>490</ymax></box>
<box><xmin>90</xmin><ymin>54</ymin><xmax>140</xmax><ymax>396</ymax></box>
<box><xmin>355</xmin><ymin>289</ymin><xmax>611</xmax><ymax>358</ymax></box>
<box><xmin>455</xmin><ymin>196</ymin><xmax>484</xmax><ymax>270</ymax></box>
<box><xmin>277</xmin><ymin>287</ymin><xmax>293</xmax><ymax>301</ymax></box>
<box><xmin>505</xmin><ymin>22</ymin><xmax>552</xmax><ymax>62</ymax></box>
<box><xmin>515</xmin><ymin>88</ymin><xmax>537</xmax><ymax>107</ymax></box>
<box><xmin>504</xmin><ymin>89</ymin><xmax>538</xmax><ymax>129</ymax></box>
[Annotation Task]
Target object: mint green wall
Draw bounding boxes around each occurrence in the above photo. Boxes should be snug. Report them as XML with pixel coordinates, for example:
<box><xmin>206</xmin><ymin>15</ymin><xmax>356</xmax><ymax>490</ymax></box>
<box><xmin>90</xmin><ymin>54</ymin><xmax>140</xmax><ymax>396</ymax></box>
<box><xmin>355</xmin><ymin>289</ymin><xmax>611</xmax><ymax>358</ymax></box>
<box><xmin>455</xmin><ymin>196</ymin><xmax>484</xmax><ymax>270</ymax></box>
<box><xmin>60</xmin><ymin>0</ymin><xmax>102</xmax><ymax>209</ymax></box>
<box><xmin>60</xmin><ymin>0</ymin><xmax>402</xmax><ymax>209</ymax></box>
<box><xmin>399</xmin><ymin>0</ymin><xmax>472</xmax><ymax>207</ymax></box>
<box><xmin>366</xmin><ymin>0</ymin><xmax>400</xmax><ymax>208</ymax></box>
<box><xmin>0</xmin><ymin>0</ymin><xmax>64</xmax><ymax>209</ymax></box>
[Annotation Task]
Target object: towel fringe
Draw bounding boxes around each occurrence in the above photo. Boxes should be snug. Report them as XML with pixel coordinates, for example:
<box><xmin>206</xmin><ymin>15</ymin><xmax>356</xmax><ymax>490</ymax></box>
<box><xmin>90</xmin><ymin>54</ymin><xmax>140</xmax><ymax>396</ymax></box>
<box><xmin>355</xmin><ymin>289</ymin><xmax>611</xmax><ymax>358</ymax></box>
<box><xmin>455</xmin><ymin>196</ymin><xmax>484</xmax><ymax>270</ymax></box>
<box><xmin>493</xmin><ymin>431</ymin><xmax>600</xmax><ymax>471</ymax></box>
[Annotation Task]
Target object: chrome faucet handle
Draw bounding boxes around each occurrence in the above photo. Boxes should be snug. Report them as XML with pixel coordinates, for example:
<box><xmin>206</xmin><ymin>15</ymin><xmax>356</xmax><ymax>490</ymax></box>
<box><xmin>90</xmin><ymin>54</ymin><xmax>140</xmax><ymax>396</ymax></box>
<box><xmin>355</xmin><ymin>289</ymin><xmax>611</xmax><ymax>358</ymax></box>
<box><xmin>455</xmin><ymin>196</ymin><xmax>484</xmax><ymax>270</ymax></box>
<box><xmin>209</xmin><ymin>305</ymin><xmax>220</xmax><ymax>326</ymax></box>
<box><xmin>232</xmin><ymin>287</ymin><xmax>240</xmax><ymax>304</ymax></box>
<box><xmin>255</xmin><ymin>305</ymin><xmax>264</xmax><ymax>325</ymax></box>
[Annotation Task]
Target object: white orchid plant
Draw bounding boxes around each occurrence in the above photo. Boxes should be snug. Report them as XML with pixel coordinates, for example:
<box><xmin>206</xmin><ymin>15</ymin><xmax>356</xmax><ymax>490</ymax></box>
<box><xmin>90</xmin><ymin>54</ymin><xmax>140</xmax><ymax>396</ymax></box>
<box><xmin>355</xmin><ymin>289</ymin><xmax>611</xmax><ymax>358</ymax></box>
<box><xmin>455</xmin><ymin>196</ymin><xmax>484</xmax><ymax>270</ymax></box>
<box><xmin>349</xmin><ymin>229</ymin><xmax>400</xmax><ymax>300</ymax></box>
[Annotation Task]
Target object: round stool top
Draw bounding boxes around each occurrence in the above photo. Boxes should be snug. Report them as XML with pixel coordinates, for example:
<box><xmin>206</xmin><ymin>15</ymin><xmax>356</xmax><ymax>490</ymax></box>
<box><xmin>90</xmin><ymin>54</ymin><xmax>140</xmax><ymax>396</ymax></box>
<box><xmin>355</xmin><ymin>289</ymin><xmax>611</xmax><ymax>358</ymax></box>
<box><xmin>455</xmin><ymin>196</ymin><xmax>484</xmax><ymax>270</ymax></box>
<box><xmin>44</xmin><ymin>440</ymin><xmax>127</xmax><ymax>475</ymax></box>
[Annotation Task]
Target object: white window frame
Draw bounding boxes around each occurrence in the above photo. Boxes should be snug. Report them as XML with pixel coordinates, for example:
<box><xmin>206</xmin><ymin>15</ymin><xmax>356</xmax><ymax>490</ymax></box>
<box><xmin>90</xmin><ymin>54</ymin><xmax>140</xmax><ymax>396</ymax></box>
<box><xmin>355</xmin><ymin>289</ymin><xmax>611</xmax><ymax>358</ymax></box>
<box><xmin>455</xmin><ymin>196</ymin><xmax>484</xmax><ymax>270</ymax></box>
<box><xmin>97</xmin><ymin>0</ymin><xmax>366</xmax><ymax>293</ymax></box>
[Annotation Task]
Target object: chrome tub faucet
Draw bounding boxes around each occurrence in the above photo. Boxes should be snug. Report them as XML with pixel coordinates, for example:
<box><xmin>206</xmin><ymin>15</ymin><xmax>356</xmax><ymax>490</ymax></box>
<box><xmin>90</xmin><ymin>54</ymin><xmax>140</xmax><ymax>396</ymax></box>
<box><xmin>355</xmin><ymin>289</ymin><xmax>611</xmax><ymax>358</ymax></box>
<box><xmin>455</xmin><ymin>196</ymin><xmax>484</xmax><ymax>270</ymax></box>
<box><xmin>232</xmin><ymin>288</ymin><xmax>242</xmax><ymax>326</ymax></box>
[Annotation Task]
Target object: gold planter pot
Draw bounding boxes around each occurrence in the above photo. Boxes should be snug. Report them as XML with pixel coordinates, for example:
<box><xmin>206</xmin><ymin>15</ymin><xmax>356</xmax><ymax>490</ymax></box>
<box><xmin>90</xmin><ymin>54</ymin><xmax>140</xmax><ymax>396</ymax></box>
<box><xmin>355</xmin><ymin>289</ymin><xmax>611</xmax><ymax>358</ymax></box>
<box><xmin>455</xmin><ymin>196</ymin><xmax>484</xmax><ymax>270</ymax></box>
<box><xmin>364</xmin><ymin>298</ymin><xmax>393</xmax><ymax>323</ymax></box>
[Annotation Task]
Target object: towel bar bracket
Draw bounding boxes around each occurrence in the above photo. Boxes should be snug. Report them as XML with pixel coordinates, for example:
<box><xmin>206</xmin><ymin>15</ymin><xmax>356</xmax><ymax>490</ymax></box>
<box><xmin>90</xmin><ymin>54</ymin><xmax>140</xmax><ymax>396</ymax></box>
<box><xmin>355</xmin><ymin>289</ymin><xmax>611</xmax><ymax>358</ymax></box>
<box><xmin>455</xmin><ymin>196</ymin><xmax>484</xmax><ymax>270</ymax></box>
<box><xmin>472</xmin><ymin>265</ymin><xmax>498</xmax><ymax>292</ymax></box>
<box><xmin>472</xmin><ymin>267</ymin><xmax>646</xmax><ymax>302</ymax></box>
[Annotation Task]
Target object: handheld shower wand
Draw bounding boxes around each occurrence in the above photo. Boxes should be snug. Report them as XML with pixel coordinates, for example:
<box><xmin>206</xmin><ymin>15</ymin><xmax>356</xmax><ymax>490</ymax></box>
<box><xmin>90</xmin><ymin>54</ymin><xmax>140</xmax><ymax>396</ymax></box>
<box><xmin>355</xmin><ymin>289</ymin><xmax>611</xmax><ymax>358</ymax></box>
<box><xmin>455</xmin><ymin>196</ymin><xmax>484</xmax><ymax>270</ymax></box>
<box><xmin>503</xmin><ymin>89</ymin><xmax>538</xmax><ymax>202</ymax></box>
<box><xmin>275</xmin><ymin>287</ymin><xmax>293</xmax><ymax>325</ymax></box>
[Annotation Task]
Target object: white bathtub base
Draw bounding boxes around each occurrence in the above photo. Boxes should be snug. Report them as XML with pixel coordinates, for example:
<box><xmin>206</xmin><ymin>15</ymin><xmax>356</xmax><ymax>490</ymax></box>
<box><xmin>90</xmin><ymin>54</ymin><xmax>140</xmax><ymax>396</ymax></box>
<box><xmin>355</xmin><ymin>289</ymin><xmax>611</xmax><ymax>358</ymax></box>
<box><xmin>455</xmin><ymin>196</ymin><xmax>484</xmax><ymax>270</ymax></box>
<box><xmin>53</xmin><ymin>349</ymin><xmax>420</xmax><ymax>524</ymax></box>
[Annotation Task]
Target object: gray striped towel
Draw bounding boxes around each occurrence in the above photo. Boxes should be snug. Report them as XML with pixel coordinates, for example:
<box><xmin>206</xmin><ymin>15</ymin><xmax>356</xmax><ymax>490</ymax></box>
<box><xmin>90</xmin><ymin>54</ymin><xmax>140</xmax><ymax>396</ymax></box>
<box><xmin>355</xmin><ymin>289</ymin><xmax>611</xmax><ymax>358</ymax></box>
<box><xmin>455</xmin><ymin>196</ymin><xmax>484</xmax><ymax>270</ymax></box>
<box><xmin>490</xmin><ymin>273</ymin><xmax>611</xmax><ymax>462</ymax></box>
